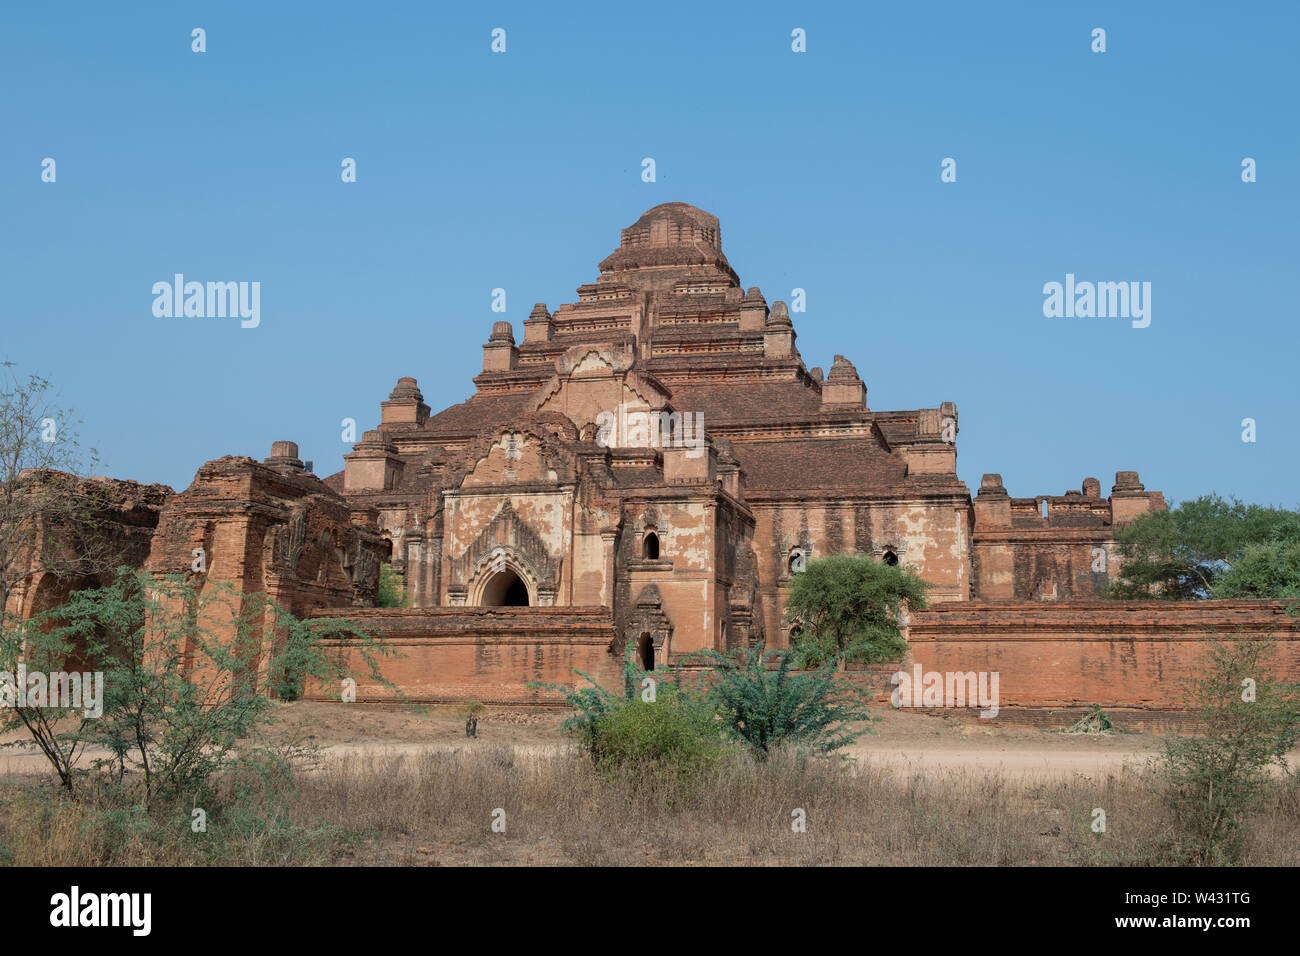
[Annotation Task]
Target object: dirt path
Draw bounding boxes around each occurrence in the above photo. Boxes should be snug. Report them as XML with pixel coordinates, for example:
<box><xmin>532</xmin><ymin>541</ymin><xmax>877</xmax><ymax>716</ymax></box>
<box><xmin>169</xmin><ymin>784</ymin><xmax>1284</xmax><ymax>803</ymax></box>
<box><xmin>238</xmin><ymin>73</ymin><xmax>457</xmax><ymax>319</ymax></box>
<box><xmin>5</xmin><ymin>702</ymin><xmax>1293</xmax><ymax>782</ymax></box>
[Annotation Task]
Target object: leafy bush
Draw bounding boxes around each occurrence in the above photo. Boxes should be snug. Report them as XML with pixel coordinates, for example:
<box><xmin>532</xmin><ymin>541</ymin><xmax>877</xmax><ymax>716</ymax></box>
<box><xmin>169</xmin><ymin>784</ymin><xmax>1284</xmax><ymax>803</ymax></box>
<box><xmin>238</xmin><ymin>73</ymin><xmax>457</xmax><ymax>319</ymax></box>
<box><xmin>377</xmin><ymin>563</ymin><xmax>410</xmax><ymax>608</ymax></box>
<box><xmin>533</xmin><ymin>641</ymin><xmax>659</xmax><ymax>753</ymax></box>
<box><xmin>690</xmin><ymin>643</ymin><xmax>874</xmax><ymax>757</ymax></box>
<box><xmin>783</xmin><ymin>554</ymin><xmax>927</xmax><ymax>666</ymax></box>
<box><xmin>542</xmin><ymin>633</ymin><xmax>876</xmax><ymax>773</ymax></box>
<box><xmin>590</xmin><ymin>695</ymin><xmax>725</xmax><ymax>774</ymax></box>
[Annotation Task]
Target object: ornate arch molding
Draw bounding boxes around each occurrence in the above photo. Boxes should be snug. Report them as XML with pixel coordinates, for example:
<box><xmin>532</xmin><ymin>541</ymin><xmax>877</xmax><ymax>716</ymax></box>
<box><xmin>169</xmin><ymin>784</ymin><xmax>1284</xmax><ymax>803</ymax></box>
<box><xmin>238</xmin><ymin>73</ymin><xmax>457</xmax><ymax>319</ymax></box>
<box><xmin>444</xmin><ymin>418</ymin><xmax>578</xmax><ymax>490</ymax></box>
<box><xmin>448</xmin><ymin>501</ymin><xmax>561</xmax><ymax>606</ymax></box>
<box><xmin>532</xmin><ymin>343</ymin><xmax>673</xmax><ymax>421</ymax></box>
<box><xmin>624</xmin><ymin>583</ymin><xmax>673</xmax><ymax>665</ymax></box>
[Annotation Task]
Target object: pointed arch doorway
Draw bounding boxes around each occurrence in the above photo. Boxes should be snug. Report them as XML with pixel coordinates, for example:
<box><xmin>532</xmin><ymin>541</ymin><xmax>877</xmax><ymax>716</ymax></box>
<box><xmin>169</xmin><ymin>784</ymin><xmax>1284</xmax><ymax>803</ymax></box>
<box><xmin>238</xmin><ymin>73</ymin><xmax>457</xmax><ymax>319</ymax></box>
<box><xmin>479</xmin><ymin>567</ymin><xmax>531</xmax><ymax>606</ymax></box>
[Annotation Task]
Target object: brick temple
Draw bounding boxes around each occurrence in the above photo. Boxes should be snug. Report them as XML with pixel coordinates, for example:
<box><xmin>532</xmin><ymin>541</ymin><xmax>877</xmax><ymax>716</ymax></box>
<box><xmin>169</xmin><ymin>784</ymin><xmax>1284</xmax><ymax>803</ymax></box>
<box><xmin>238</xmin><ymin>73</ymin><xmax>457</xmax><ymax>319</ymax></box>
<box><xmin>10</xmin><ymin>203</ymin><xmax>1295</xmax><ymax>723</ymax></box>
<box><xmin>323</xmin><ymin>201</ymin><xmax>1166</xmax><ymax>655</ymax></box>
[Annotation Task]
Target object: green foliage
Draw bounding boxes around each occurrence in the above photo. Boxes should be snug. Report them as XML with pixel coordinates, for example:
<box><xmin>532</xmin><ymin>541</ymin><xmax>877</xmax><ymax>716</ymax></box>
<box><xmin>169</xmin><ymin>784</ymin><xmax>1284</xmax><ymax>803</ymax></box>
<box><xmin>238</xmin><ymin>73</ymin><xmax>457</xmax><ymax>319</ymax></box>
<box><xmin>530</xmin><ymin>640</ymin><xmax>658</xmax><ymax>755</ymax></box>
<box><xmin>687</xmin><ymin>643</ymin><xmax>874</xmax><ymax>758</ymax></box>
<box><xmin>1156</xmin><ymin>635</ymin><xmax>1300</xmax><ymax>864</ymax></box>
<box><xmin>540</xmin><ymin>634</ymin><xmax>875</xmax><ymax>771</ymax></box>
<box><xmin>1213</xmin><ymin>538</ymin><xmax>1300</xmax><ymax>601</ymax></box>
<box><xmin>1108</xmin><ymin>495</ymin><xmax>1300</xmax><ymax>600</ymax></box>
<box><xmin>783</xmin><ymin>554</ymin><xmax>927</xmax><ymax>666</ymax></box>
<box><xmin>1</xmin><ymin>567</ymin><xmax>398</xmax><ymax>804</ymax></box>
<box><xmin>590</xmin><ymin>695</ymin><xmax>726</xmax><ymax>774</ymax></box>
<box><xmin>377</xmin><ymin>562</ymin><xmax>409</xmax><ymax>608</ymax></box>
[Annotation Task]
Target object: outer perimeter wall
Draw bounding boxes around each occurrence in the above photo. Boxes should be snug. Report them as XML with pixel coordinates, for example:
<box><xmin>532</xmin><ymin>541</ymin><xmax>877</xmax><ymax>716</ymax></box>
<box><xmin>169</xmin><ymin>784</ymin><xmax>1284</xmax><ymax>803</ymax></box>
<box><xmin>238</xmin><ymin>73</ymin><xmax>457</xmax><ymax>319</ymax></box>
<box><xmin>304</xmin><ymin>606</ymin><xmax>620</xmax><ymax>705</ymax></box>
<box><xmin>302</xmin><ymin>600</ymin><xmax>1297</xmax><ymax>730</ymax></box>
<box><xmin>902</xmin><ymin>599</ymin><xmax>1299</xmax><ymax>730</ymax></box>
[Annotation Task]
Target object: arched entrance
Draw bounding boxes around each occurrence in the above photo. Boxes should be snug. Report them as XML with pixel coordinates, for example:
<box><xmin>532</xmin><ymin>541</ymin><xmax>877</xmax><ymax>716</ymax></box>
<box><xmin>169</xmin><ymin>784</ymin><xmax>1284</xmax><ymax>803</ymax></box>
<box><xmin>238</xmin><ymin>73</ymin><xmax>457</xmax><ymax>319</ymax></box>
<box><xmin>480</xmin><ymin>568</ymin><xmax>530</xmax><ymax>606</ymax></box>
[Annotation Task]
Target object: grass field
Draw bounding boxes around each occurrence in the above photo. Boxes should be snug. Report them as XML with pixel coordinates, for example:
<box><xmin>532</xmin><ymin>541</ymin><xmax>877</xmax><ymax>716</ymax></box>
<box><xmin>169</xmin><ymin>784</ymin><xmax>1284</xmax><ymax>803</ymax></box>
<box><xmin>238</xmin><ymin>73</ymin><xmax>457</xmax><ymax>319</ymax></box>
<box><xmin>3</xmin><ymin>703</ymin><xmax>1298</xmax><ymax>866</ymax></box>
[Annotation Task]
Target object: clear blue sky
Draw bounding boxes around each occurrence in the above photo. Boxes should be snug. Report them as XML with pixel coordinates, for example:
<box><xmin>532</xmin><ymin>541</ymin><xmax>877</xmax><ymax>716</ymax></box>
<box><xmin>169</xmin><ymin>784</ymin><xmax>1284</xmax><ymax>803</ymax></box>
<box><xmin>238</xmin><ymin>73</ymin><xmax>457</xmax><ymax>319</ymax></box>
<box><xmin>2</xmin><ymin>1</ymin><xmax>1296</xmax><ymax>507</ymax></box>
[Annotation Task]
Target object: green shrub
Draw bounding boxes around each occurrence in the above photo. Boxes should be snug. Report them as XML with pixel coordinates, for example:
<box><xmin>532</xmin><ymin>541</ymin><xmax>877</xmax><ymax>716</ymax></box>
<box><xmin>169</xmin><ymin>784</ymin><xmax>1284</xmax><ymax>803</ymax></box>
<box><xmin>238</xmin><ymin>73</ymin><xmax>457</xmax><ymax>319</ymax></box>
<box><xmin>590</xmin><ymin>694</ymin><xmax>725</xmax><ymax>774</ymax></box>
<box><xmin>531</xmin><ymin>640</ymin><xmax>652</xmax><ymax>754</ymax></box>
<box><xmin>377</xmin><ymin>562</ymin><xmax>410</xmax><ymax>607</ymax></box>
<box><xmin>691</xmin><ymin>643</ymin><xmax>874</xmax><ymax>757</ymax></box>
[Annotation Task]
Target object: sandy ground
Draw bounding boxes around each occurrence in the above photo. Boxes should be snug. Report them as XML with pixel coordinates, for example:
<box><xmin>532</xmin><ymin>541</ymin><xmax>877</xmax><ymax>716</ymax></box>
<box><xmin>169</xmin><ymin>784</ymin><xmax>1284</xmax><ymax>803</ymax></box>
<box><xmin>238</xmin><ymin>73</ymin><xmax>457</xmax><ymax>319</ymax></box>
<box><xmin>0</xmin><ymin>701</ymin><xmax>1191</xmax><ymax>781</ymax></box>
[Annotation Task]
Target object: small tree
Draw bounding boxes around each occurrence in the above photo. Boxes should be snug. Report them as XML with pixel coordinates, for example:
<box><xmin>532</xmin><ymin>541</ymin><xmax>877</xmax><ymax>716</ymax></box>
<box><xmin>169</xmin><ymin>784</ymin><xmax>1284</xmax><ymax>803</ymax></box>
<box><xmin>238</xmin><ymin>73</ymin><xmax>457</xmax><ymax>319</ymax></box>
<box><xmin>2</xmin><ymin>568</ymin><xmax>397</xmax><ymax>804</ymax></box>
<box><xmin>784</xmin><ymin>554</ymin><xmax>928</xmax><ymax>667</ymax></box>
<box><xmin>0</xmin><ymin>364</ymin><xmax>119</xmax><ymax>790</ymax></box>
<box><xmin>1156</xmin><ymin>635</ymin><xmax>1300</xmax><ymax>864</ymax></box>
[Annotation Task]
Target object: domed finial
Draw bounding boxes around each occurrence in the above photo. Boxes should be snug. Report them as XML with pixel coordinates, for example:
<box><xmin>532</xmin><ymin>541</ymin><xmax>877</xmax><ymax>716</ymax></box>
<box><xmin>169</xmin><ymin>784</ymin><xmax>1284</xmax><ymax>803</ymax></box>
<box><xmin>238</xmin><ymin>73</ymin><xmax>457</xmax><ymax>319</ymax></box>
<box><xmin>766</xmin><ymin>300</ymin><xmax>792</xmax><ymax>327</ymax></box>
<box><xmin>388</xmin><ymin>377</ymin><xmax>423</xmax><ymax>402</ymax></box>
<box><xmin>827</xmin><ymin>355</ymin><xmax>859</xmax><ymax>381</ymax></box>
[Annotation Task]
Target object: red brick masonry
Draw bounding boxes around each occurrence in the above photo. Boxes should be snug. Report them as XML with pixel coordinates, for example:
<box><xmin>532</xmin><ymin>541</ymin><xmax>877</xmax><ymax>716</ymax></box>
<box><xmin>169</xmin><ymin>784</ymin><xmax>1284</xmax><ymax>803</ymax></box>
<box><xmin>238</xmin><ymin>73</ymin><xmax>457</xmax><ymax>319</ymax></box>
<box><xmin>304</xmin><ymin>599</ymin><xmax>1297</xmax><ymax>730</ymax></box>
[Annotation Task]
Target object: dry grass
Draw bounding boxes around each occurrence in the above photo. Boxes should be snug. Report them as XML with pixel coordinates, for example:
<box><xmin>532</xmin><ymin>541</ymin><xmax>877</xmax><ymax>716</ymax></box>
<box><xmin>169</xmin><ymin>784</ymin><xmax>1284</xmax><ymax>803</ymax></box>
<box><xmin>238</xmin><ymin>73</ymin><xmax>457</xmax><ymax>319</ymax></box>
<box><xmin>4</xmin><ymin>745</ymin><xmax>1299</xmax><ymax>866</ymax></box>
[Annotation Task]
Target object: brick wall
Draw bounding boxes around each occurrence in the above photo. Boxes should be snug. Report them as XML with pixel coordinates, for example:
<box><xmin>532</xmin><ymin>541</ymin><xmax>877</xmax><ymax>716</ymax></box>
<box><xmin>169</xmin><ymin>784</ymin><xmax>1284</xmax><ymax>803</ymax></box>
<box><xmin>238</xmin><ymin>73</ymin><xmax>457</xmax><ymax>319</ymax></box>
<box><xmin>900</xmin><ymin>599</ymin><xmax>1300</xmax><ymax>726</ymax></box>
<box><xmin>304</xmin><ymin>606</ymin><xmax>620</xmax><ymax>705</ymax></box>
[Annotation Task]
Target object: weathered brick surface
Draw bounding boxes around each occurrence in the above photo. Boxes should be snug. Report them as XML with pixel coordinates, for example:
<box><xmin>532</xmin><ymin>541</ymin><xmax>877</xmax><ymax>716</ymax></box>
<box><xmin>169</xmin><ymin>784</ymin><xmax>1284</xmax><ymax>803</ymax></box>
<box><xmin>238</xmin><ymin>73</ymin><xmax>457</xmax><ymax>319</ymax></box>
<box><xmin>4</xmin><ymin>472</ymin><xmax>172</xmax><ymax>621</ymax></box>
<box><xmin>304</xmin><ymin>606</ymin><xmax>620</xmax><ymax>704</ymax></box>
<box><xmin>903</xmin><ymin>599</ymin><xmax>1299</xmax><ymax>711</ymax></box>
<box><xmin>143</xmin><ymin>443</ymin><xmax>386</xmax><ymax>694</ymax></box>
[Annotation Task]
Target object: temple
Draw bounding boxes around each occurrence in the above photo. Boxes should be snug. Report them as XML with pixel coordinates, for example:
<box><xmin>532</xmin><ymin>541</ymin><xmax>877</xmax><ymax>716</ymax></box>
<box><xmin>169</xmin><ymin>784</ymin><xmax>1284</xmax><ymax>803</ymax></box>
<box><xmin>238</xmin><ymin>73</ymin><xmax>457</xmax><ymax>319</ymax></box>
<box><xmin>322</xmin><ymin>201</ymin><xmax>1164</xmax><ymax>664</ymax></box>
<box><xmin>14</xmin><ymin>203</ymin><xmax>1294</xmax><ymax>724</ymax></box>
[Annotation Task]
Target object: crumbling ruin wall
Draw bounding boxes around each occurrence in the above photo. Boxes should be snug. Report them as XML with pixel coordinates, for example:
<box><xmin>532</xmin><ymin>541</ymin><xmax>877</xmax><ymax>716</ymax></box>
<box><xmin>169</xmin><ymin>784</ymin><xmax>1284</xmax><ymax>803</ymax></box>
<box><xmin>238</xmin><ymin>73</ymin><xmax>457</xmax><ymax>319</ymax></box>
<box><xmin>143</xmin><ymin>442</ymin><xmax>386</xmax><ymax>694</ymax></box>
<box><xmin>971</xmin><ymin>472</ymin><xmax>1165</xmax><ymax>601</ymax></box>
<box><xmin>4</xmin><ymin>472</ymin><xmax>173</xmax><ymax>622</ymax></box>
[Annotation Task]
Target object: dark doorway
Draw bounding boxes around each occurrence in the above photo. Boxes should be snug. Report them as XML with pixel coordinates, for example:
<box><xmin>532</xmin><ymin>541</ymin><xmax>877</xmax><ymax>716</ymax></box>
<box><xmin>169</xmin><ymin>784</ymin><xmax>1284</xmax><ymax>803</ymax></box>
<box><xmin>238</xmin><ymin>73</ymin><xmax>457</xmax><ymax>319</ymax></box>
<box><xmin>642</xmin><ymin>532</ymin><xmax>660</xmax><ymax>559</ymax></box>
<box><xmin>481</xmin><ymin>568</ymin><xmax>530</xmax><ymax>606</ymax></box>
<box><xmin>637</xmin><ymin>632</ymin><xmax>654</xmax><ymax>670</ymax></box>
<box><xmin>883</xmin><ymin>550</ymin><xmax>899</xmax><ymax>566</ymax></box>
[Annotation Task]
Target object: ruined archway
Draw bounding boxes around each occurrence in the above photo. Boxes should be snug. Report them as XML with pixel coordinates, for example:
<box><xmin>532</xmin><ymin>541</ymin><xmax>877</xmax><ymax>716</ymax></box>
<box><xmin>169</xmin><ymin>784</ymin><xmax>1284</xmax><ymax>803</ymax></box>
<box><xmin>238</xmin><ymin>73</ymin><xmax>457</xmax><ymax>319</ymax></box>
<box><xmin>479</xmin><ymin>567</ymin><xmax>531</xmax><ymax>606</ymax></box>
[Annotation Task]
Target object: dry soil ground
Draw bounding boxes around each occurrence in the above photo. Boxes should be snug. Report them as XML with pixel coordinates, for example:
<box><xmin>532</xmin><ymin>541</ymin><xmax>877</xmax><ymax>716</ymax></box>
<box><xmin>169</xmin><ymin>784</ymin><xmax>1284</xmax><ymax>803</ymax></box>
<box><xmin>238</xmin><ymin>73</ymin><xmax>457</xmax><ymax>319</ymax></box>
<box><xmin>4</xmin><ymin>702</ymin><xmax>1296</xmax><ymax>780</ymax></box>
<box><xmin>263</xmin><ymin>703</ymin><xmax>1184</xmax><ymax>780</ymax></box>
